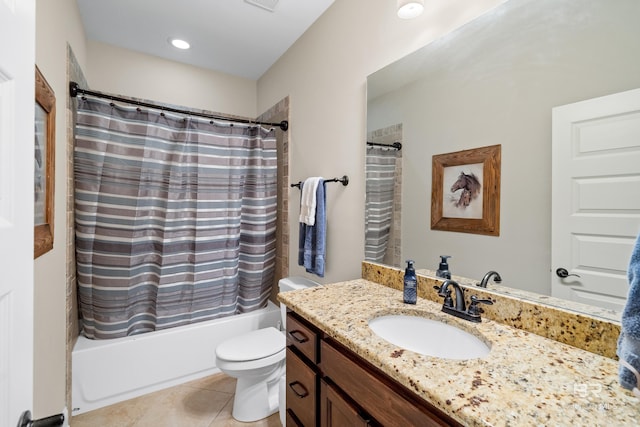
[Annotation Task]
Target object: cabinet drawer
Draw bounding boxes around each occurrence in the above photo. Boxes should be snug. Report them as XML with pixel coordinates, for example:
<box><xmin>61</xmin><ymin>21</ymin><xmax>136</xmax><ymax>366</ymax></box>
<box><xmin>286</xmin><ymin>347</ymin><xmax>317</xmax><ymax>427</ymax></box>
<box><xmin>286</xmin><ymin>312</ymin><xmax>319</xmax><ymax>363</ymax></box>
<box><xmin>321</xmin><ymin>339</ymin><xmax>457</xmax><ymax>427</ymax></box>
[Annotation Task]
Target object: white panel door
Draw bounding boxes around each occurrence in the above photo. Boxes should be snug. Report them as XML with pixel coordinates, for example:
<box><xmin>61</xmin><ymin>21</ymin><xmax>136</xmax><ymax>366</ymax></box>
<box><xmin>0</xmin><ymin>0</ymin><xmax>35</xmax><ymax>426</ymax></box>
<box><xmin>552</xmin><ymin>88</ymin><xmax>640</xmax><ymax>311</ymax></box>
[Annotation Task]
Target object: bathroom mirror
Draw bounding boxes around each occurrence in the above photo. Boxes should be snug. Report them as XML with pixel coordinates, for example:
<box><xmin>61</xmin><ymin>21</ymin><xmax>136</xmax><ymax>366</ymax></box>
<box><xmin>365</xmin><ymin>0</ymin><xmax>640</xmax><ymax>319</ymax></box>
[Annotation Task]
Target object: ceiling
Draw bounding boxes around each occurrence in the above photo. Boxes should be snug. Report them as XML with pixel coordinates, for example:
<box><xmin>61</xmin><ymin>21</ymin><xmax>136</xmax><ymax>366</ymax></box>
<box><xmin>76</xmin><ymin>0</ymin><xmax>335</xmax><ymax>80</ymax></box>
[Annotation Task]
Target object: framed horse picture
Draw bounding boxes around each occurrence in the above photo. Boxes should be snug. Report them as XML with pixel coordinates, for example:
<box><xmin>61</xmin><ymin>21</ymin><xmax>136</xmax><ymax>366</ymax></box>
<box><xmin>431</xmin><ymin>145</ymin><xmax>500</xmax><ymax>236</ymax></box>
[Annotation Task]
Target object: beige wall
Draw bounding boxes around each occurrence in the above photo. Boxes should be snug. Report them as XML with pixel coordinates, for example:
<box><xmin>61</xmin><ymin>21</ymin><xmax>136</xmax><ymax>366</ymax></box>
<box><xmin>35</xmin><ymin>0</ymin><xmax>87</xmax><ymax>418</ymax></box>
<box><xmin>86</xmin><ymin>41</ymin><xmax>258</xmax><ymax>118</ymax></box>
<box><xmin>258</xmin><ymin>0</ymin><xmax>506</xmax><ymax>283</ymax></box>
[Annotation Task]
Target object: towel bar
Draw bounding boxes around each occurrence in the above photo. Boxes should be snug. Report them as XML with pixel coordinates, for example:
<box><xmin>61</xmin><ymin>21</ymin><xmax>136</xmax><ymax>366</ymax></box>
<box><xmin>291</xmin><ymin>175</ymin><xmax>349</xmax><ymax>189</ymax></box>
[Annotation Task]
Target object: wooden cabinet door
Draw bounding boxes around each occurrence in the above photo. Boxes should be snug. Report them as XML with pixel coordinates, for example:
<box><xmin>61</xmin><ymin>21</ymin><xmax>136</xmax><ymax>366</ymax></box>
<box><xmin>320</xmin><ymin>379</ymin><xmax>371</xmax><ymax>427</ymax></box>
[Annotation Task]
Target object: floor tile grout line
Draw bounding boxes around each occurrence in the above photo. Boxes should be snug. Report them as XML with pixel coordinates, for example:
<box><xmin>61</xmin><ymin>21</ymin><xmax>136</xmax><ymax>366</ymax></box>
<box><xmin>208</xmin><ymin>393</ymin><xmax>236</xmax><ymax>427</ymax></box>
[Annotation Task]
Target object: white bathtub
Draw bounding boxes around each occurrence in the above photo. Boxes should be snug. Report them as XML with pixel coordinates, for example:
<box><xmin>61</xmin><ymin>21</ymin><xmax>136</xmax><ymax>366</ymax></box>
<box><xmin>71</xmin><ymin>300</ymin><xmax>281</xmax><ymax>415</ymax></box>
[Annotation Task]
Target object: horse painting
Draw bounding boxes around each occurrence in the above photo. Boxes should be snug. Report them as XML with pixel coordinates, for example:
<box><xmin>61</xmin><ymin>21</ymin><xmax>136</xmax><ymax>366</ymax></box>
<box><xmin>450</xmin><ymin>172</ymin><xmax>481</xmax><ymax>208</ymax></box>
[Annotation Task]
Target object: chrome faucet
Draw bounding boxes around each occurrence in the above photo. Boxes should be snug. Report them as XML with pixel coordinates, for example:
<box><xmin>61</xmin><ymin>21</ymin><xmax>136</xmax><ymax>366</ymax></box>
<box><xmin>434</xmin><ymin>279</ymin><xmax>494</xmax><ymax>322</ymax></box>
<box><xmin>477</xmin><ymin>270</ymin><xmax>502</xmax><ymax>288</ymax></box>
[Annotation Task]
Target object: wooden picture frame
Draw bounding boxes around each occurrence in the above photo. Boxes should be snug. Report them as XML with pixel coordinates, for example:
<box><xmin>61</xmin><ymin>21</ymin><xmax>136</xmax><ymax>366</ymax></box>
<box><xmin>34</xmin><ymin>66</ymin><xmax>55</xmax><ymax>258</ymax></box>
<box><xmin>431</xmin><ymin>144</ymin><xmax>500</xmax><ymax>236</ymax></box>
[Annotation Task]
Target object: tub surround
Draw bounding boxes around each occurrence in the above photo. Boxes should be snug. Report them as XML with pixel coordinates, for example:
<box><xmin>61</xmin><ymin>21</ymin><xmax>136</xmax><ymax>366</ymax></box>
<box><xmin>278</xmin><ymin>278</ymin><xmax>638</xmax><ymax>426</ymax></box>
<box><xmin>362</xmin><ymin>261</ymin><xmax>620</xmax><ymax>359</ymax></box>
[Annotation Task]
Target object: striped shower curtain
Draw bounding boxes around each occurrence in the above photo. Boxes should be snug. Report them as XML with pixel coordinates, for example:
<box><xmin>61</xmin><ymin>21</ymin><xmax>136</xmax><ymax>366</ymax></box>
<box><xmin>74</xmin><ymin>96</ymin><xmax>277</xmax><ymax>339</ymax></box>
<box><xmin>365</xmin><ymin>146</ymin><xmax>399</xmax><ymax>263</ymax></box>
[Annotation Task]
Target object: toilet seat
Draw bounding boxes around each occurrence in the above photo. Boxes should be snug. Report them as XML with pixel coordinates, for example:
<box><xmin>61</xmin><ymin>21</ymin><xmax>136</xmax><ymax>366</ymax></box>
<box><xmin>216</xmin><ymin>327</ymin><xmax>285</xmax><ymax>361</ymax></box>
<box><xmin>216</xmin><ymin>347</ymin><xmax>285</xmax><ymax>372</ymax></box>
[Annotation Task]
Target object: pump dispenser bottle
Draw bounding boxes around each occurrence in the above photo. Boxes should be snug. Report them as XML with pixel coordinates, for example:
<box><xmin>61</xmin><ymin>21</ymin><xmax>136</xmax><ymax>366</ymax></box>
<box><xmin>436</xmin><ymin>255</ymin><xmax>452</xmax><ymax>279</ymax></box>
<box><xmin>403</xmin><ymin>260</ymin><xmax>417</xmax><ymax>304</ymax></box>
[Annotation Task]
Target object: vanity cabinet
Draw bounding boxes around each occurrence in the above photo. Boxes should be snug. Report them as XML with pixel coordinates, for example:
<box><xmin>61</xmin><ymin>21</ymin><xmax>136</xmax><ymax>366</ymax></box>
<box><xmin>286</xmin><ymin>312</ymin><xmax>320</xmax><ymax>426</ymax></box>
<box><xmin>285</xmin><ymin>311</ymin><xmax>459</xmax><ymax>427</ymax></box>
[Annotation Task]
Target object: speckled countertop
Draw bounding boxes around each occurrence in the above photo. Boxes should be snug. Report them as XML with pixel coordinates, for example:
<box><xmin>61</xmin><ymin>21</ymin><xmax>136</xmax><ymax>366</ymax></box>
<box><xmin>279</xmin><ymin>279</ymin><xmax>639</xmax><ymax>427</ymax></box>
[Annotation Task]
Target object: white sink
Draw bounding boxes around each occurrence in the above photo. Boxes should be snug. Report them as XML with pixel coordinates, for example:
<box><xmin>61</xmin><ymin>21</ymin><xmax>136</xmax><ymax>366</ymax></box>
<box><xmin>368</xmin><ymin>314</ymin><xmax>490</xmax><ymax>360</ymax></box>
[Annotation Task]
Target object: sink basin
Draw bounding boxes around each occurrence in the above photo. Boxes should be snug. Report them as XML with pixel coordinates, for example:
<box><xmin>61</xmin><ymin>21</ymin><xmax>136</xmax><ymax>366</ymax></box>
<box><xmin>368</xmin><ymin>315</ymin><xmax>490</xmax><ymax>360</ymax></box>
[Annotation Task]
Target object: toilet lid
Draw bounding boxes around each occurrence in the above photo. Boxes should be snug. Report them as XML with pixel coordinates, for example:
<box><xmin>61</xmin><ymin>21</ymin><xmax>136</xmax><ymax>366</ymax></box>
<box><xmin>216</xmin><ymin>327</ymin><xmax>285</xmax><ymax>362</ymax></box>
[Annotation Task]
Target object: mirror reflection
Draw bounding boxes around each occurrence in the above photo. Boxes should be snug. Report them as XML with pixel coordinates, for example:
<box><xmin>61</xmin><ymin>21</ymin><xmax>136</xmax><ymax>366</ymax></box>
<box><xmin>366</xmin><ymin>0</ymin><xmax>640</xmax><ymax>317</ymax></box>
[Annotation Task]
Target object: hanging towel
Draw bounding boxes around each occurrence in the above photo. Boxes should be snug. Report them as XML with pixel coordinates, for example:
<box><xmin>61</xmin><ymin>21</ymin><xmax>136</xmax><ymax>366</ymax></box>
<box><xmin>617</xmin><ymin>233</ymin><xmax>640</xmax><ymax>395</ymax></box>
<box><xmin>298</xmin><ymin>178</ymin><xmax>326</xmax><ymax>277</ymax></box>
<box><xmin>299</xmin><ymin>177</ymin><xmax>322</xmax><ymax>226</ymax></box>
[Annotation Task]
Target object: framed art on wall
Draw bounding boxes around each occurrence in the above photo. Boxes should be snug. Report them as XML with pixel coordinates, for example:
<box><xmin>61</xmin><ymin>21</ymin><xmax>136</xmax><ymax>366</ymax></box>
<box><xmin>34</xmin><ymin>66</ymin><xmax>55</xmax><ymax>258</ymax></box>
<box><xmin>431</xmin><ymin>144</ymin><xmax>501</xmax><ymax>236</ymax></box>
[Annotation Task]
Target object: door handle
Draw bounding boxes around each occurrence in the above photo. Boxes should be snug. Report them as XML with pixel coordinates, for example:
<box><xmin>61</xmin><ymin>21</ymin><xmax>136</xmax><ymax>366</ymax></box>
<box><xmin>556</xmin><ymin>268</ymin><xmax>580</xmax><ymax>279</ymax></box>
<box><xmin>17</xmin><ymin>411</ymin><xmax>64</xmax><ymax>427</ymax></box>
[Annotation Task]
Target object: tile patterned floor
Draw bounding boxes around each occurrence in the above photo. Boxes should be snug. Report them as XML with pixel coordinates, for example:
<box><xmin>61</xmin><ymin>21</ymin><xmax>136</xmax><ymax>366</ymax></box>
<box><xmin>70</xmin><ymin>373</ymin><xmax>281</xmax><ymax>427</ymax></box>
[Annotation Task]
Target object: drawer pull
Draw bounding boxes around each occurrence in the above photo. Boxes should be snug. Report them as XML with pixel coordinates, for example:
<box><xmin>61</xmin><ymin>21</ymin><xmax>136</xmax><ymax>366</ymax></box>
<box><xmin>363</xmin><ymin>415</ymin><xmax>374</xmax><ymax>426</ymax></box>
<box><xmin>288</xmin><ymin>329</ymin><xmax>309</xmax><ymax>343</ymax></box>
<box><xmin>288</xmin><ymin>380</ymin><xmax>310</xmax><ymax>398</ymax></box>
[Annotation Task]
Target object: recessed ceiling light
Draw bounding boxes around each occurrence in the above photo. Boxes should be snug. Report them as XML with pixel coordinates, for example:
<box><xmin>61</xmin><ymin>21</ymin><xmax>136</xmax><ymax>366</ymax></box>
<box><xmin>397</xmin><ymin>0</ymin><xmax>424</xmax><ymax>19</ymax></box>
<box><xmin>169</xmin><ymin>38</ymin><xmax>190</xmax><ymax>50</ymax></box>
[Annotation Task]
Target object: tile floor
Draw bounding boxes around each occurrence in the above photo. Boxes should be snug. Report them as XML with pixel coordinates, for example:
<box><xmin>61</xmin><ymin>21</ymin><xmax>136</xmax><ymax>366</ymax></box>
<box><xmin>70</xmin><ymin>373</ymin><xmax>281</xmax><ymax>427</ymax></box>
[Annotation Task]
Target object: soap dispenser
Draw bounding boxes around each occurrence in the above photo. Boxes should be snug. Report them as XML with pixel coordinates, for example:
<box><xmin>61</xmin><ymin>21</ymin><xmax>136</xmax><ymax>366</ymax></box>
<box><xmin>436</xmin><ymin>255</ymin><xmax>452</xmax><ymax>279</ymax></box>
<box><xmin>403</xmin><ymin>260</ymin><xmax>417</xmax><ymax>304</ymax></box>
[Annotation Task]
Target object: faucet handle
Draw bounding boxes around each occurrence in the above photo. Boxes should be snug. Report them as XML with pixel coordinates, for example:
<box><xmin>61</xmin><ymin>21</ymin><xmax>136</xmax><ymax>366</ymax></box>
<box><xmin>434</xmin><ymin>285</ymin><xmax>454</xmax><ymax>307</ymax></box>
<box><xmin>442</xmin><ymin>289</ymin><xmax>454</xmax><ymax>308</ymax></box>
<box><xmin>467</xmin><ymin>295</ymin><xmax>493</xmax><ymax>316</ymax></box>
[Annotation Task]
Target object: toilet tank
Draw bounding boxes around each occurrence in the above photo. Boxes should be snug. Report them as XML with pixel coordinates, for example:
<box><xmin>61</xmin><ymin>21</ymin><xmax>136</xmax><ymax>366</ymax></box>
<box><xmin>278</xmin><ymin>276</ymin><xmax>320</xmax><ymax>327</ymax></box>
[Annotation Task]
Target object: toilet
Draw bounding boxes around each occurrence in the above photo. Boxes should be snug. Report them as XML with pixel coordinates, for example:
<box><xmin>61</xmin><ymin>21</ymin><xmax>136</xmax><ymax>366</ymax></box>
<box><xmin>215</xmin><ymin>276</ymin><xmax>320</xmax><ymax>423</ymax></box>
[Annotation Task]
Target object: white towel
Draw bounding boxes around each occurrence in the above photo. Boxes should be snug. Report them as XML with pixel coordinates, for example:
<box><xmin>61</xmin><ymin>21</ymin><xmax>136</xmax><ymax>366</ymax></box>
<box><xmin>299</xmin><ymin>177</ymin><xmax>322</xmax><ymax>226</ymax></box>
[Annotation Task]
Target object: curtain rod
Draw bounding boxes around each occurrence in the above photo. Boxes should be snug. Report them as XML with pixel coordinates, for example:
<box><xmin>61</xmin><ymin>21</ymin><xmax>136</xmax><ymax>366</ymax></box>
<box><xmin>366</xmin><ymin>141</ymin><xmax>402</xmax><ymax>150</ymax></box>
<box><xmin>69</xmin><ymin>82</ymin><xmax>289</xmax><ymax>131</ymax></box>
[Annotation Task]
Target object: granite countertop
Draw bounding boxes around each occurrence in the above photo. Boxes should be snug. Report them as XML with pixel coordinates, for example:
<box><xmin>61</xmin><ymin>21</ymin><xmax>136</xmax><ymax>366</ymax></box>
<box><xmin>278</xmin><ymin>279</ymin><xmax>639</xmax><ymax>427</ymax></box>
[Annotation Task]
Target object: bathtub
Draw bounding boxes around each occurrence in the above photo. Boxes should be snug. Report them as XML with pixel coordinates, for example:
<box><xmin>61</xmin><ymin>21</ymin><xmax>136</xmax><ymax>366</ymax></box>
<box><xmin>71</xmin><ymin>300</ymin><xmax>281</xmax><ymax>415</ymax></box>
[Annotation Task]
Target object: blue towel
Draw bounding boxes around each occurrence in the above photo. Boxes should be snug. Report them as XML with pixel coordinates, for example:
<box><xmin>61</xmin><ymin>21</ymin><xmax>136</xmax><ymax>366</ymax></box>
<box><xmin>297</xmin><ymin>179</ymin><xmax>326</xmax><ymax>277</ymax></box>
<box><xmin>617</xmin><ymin>233</ymin><xmax>640</xmax><ymax>393</ymax></box>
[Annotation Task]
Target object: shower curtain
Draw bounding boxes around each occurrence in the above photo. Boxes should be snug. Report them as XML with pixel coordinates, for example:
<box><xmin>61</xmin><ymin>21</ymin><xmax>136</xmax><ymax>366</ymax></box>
<box><xmin>365</xmin><ymin>146</ymin><xmax>399</xmax><ymax>263</ymax></box>
<box><xmin>74</xmin><ymin>96</ymin><xmax>277</xmax><ymax>339</ymax></box>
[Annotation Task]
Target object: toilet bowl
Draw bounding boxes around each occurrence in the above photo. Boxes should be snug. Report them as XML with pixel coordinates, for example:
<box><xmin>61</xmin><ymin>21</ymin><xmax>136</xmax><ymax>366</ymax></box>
<box><xmin>215</xmin><ymin>276</ymin><xmax>320</xmax><ymax>423</ymax></box>
<box><xmin>215</xmin><ymin>327</ymin><xmax>286</xmax><ymax>422</ymax></box>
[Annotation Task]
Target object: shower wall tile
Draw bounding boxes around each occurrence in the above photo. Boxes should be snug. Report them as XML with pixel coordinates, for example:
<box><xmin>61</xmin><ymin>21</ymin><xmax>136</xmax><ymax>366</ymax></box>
<box><xmin>258</xmin><ymin>97</ymin><xmax>290</xmax><ymax>303</ymax></box>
